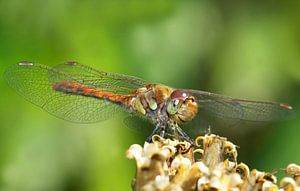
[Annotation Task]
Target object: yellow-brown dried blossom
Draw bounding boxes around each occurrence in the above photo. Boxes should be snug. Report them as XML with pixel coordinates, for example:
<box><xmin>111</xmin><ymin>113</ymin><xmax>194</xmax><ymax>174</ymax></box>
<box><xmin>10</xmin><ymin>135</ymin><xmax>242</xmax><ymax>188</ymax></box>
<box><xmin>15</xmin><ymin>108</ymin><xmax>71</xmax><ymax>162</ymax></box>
<box><xmin>126</xmin><ymin>134</ymin><xmax>300</xmax><ymax>191</ymax></box>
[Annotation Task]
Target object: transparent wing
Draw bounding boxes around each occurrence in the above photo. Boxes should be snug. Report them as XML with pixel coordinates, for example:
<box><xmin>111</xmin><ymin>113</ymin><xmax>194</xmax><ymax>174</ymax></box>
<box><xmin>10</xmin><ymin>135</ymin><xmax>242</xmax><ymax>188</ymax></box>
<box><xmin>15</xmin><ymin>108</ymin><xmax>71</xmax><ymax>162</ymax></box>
<box><xmin>123</xmin><ymin>115</ymin><xmax>154</xmax><ymax>135</ymax></box>
<box><xmin>185</xmin><ymin>89</ymin><xmax>293</xmax><ymax>124</ymax></box>
<box><xmin>4</xmin><ymin>61</ymin><xmax>149</xmax><ymax>123</ymax></box>
<box><xmin>50</xmin><ymin>61</ymin><xmax>149</xmax><ymax>94</ymax></box>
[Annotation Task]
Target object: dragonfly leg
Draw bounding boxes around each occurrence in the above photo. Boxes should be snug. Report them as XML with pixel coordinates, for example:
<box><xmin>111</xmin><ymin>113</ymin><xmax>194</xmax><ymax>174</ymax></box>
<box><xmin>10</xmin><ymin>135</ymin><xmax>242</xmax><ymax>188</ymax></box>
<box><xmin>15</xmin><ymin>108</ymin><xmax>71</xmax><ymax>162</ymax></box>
<box><xmin>146</xmin><ymin>121</ymin><xmax>194</xmax><ymax>144</ymax></box>
<box><xmin>176</xmin><ymin>126</ymin><xmax>194</xmax><ymax>144</ymax></box>
<box><xmin>159</xmin><ymin>125</ymin><xmax>166</xmax><ymax>139</ymax></box>
<box><xmin>146</xmin><ymin>122</ymin><xmax>164</xmax><ymax>142</ymax></box>
<box><xmin>167</xmin><ymin>121</ymin><xmax>179</xmax><ymax>141</ymax></box>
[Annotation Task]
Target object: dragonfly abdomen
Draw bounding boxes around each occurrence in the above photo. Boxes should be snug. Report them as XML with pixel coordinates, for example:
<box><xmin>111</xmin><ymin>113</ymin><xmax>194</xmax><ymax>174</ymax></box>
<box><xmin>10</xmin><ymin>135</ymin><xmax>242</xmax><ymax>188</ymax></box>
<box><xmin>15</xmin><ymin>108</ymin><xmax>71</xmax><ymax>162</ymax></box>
<box><xmin>53</xmin><ymin>81</ymin><xmax>129</xmax><ymax>105</ymax></box>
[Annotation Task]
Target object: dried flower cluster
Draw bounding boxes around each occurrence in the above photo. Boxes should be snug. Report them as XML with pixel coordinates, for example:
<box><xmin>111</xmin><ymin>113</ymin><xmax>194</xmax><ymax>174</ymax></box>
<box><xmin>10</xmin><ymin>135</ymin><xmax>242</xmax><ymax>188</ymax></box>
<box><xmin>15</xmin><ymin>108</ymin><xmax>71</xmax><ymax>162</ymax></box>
<box><xmin>126</xmin><ymin>134</ymin><xmax>300</xmax><ymax>191</ymax></box>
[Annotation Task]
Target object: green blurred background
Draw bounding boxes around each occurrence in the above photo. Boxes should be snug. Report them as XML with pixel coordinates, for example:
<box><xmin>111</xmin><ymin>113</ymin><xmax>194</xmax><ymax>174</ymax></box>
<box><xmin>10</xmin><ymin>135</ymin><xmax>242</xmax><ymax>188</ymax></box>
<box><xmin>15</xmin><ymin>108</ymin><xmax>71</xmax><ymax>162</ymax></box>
<box><xmin>0</xmin><ymin>1</ymin><xmax>299</xmax><ymax>190</ymax></box>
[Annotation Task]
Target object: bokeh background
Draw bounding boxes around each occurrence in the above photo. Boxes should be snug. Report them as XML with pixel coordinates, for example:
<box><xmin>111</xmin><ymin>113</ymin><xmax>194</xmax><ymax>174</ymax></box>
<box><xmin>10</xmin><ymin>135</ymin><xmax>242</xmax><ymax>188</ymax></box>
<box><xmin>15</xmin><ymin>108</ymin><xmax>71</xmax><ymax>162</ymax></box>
<box><xmin>0</xmin><ymin>1</ymin><xmax>299</xmax><ymax>190</ymax></box>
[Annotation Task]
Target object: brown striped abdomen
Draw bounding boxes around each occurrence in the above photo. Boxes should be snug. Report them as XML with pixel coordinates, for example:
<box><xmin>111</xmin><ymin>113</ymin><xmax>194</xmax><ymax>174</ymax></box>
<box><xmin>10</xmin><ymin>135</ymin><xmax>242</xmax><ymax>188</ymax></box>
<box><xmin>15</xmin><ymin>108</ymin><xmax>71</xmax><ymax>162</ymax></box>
<box><xmin>53</xmin><ymin>81</ymin><xmax>131</xmax><ymax>105</ymax></box>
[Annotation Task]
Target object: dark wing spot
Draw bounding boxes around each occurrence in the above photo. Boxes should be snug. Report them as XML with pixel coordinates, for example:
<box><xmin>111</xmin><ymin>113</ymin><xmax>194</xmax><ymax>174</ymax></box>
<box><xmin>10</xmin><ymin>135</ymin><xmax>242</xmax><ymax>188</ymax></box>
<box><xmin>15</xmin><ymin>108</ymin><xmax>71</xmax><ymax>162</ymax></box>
<box><xmin>18</xmin><ymin>61</ymin><xmax>33</xmax><ymax>66</ymax></box>
<box><xmin>64</xmin><ymin>61</ymin><xmax>79</xmax><ymax>66</ymax></box>
<box><xmin>280</xmin><ymin>103</ymin><xmax>293</xmax><ymax>110</ymax></box>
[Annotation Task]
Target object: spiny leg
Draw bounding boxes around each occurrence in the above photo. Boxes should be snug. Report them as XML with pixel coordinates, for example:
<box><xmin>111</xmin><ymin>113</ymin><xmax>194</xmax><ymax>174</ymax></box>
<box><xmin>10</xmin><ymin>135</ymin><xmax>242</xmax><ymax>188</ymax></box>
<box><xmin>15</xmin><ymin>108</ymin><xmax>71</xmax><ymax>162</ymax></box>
<box><xmin>162</xmin><ymin>122</ymin><xmax>170</xmax><ymax>138</ymax></box>
<box><xmin>176</xmin><ymin>126</ymin><xmax>194</xmax><ymax>144</ymax></box>
<box><xmin>167</xmin><ymin>121</ymin><xmax>180</xmax><ymax>141</ymax></box>
<box><xmin>159</xmin><ymin>125</ymin><xmax>166</xmax><ymax>139</ymax></box>
<box><xmin>146</xmin><ymin>121</ymin><xmax>194</xmax><ymax>143</ymax></box>
<box><xmin>146</xmin><ymin>122</ymin><xmax>165</xmax><ymax>142</ymax></box>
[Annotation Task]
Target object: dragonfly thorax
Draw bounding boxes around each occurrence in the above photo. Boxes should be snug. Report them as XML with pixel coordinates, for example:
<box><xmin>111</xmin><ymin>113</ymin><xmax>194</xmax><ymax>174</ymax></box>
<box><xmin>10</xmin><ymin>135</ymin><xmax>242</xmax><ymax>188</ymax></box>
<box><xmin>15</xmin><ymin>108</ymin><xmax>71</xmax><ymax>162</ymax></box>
<box><xmin>130</xmin><ymin>85</ymin><xmax>199</xmax><ymax>125</ymax></box>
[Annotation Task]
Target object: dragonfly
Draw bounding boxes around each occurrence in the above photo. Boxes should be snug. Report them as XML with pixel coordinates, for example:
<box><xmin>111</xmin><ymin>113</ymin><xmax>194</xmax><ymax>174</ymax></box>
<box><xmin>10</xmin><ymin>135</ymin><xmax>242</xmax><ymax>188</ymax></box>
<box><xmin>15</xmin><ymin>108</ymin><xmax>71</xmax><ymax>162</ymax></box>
<box><xmin>4</xmin><ymin>61</ymin><xmax>293</xmax><ymax>143</ymax></box>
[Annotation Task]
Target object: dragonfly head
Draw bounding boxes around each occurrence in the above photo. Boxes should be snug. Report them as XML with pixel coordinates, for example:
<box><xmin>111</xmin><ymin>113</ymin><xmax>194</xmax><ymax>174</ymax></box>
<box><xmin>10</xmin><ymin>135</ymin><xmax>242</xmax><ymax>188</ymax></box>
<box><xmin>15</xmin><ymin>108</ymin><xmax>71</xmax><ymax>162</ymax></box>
<box><xmin>166</xmin><ymin>90</ymin><xmax>198</xmax><ymax>124</ymax></box>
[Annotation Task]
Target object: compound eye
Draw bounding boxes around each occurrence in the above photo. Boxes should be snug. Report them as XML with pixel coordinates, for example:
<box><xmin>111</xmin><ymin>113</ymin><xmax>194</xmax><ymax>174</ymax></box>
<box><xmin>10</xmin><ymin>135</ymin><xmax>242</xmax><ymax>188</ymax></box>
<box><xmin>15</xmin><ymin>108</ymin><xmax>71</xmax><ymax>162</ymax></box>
<box><xmin>170</xmin><ymin>90</ymin><xmax>189</xmax><ymax>100</ymax></box>
<box><xmin>173</xmin><ymin>99</ymin><xmax>180</xmax><ymax>107</ymax></box>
